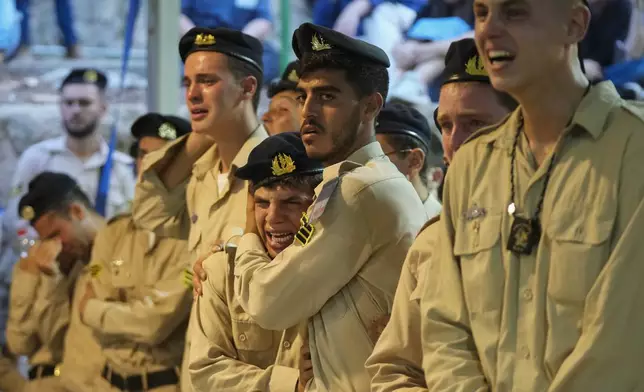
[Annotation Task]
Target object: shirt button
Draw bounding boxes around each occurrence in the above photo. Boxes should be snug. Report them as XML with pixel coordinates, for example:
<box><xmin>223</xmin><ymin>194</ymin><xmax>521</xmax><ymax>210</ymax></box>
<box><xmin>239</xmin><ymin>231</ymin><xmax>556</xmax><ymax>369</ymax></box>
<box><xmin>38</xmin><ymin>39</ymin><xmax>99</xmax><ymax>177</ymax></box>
<box><xmin>191</xmin><ymin>214</ymin><xmax>198</xmax><ymax>223</ymax></box>
<box><xmin>521</xmin><ymin>346</ymin><xmax>530</xmax><ymax>359</ymax></box>
<box><xmin>283</xmin><ymin>341</ymin><xmax>291</xmax><ymax>349</ymax></box>
<box><xmin>523</xmin><ymin>289</ymin><xmax>533</xmax><ymax>301</ymax></box>
<box><xmin>239</xmin><ymin>334</ymin><xmax>247</xmax><ymax>342</ymax></box>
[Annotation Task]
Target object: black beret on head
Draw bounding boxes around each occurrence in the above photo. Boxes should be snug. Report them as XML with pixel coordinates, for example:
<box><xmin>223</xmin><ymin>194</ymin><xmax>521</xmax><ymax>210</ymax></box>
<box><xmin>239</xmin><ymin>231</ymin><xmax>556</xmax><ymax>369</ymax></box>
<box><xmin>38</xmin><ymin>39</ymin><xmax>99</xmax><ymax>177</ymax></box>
<box><xmin>440</xmin><ymin>38</ymin><xmax>490</xmax><ymax>86</ymax></box>
<box><xmin>18</xmin><ymin>172</ymin><xmax>85</xmax><ymax>225</ymax></box>
<box><xmin>235</xmin><ymin>132</ymin><xmax>324</xmax><ymax>188</ymax></box>
<box><xmin>179</xmin><ymin>27</ymin><xmax>264</xmax><ymax>72</ymax></box>
<box><xmin>268</xmin><ymin>60</ymin><xmax>301</xmax><ymax>98</ymax></box>
<box><xmin>60</xmin><ymin>68</ymin><xmax>108</xmax><ymax>90</ymax></box>
<box><xmin>377</xmin><ymin>103</ymin><xmax>432</xmax><ymax>151</ymax></box>
<box><xmin>131</xmin><ymin>113</ymin><xmax>191</xmax><ymax>141</ymax></box>
<box><xmin>292</xmin><ymin>23</ymin><xmax>390</xmax><ymax>68</ymax></box>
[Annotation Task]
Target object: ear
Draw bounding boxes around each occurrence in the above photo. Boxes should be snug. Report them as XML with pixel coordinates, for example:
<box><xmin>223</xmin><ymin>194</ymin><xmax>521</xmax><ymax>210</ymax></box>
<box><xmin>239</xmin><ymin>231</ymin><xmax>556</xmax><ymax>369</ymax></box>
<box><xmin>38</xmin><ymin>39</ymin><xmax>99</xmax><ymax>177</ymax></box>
<box><xmin>567</xmin><ymin>3</ymin><xmax>591</xmax><ymax>45</ymax></box>
<box><xmin>240</xmin><ymin>75</ymin><xmax>259</xmax><ymax>102</ymax></box>
<box><xmin>68</xmin><ymin>202</ymin><xmax>86</xmax><ymax>221</ymax></box>
<box><xmin>361</xmin><ymin>92</ymin><xmax>384</xmax><ymax>123</ymax></box>
<box><xmin>408</xmin><ymin>148</ymin><xmax>425</xmax><ymax>175</ymax></box>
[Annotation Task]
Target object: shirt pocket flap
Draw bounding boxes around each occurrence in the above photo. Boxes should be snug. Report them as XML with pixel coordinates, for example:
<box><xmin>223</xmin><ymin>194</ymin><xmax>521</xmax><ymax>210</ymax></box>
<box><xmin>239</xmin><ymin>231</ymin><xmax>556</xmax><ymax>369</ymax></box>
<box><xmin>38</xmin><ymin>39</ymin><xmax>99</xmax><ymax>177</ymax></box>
<box><xmin>547</xmin><ymin>217</ymin><xmax>613</xmax><ymax>245</ymax></box>
<box><xmin>454</xmin><ymin>214</ymin><xmax>503</xmax><ymax>256</ymax></box>
<box><xmin>232</xmin><ymin>321</ymin><xmax>274</xmax><ymax>351</ymax></box>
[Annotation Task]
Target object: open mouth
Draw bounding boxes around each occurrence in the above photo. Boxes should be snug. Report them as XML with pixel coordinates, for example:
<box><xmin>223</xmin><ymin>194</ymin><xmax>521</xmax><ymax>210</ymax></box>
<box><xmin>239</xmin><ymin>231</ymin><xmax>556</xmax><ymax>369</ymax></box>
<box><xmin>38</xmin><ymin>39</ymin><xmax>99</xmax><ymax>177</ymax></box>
<box><xmin>488</xmin><ymin>50</ymin><xmax>516</xmax><ymax>66</ymax></box>
<box><xmin>190</xmin><ymin>108</ymin><xmax>208</xmax><ymax>119</ymax></box>
<box><xmin>266</xmin><ymin>231</ymin><xmax>295</xmax><ymax>246</ymax></box>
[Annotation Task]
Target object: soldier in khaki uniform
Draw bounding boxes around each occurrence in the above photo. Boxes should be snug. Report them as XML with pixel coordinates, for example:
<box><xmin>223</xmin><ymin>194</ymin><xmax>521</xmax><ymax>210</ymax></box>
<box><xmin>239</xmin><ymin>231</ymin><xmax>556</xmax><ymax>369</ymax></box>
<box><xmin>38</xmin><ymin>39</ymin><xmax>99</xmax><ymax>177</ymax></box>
<box><xmin>233</xmin><ymin>23</ymin><xmax>427</xmax><ymax>392</ymax></box>
<box><xmin>420</xmin><ymin>0</ymin><xmax>644</xmax><ymax>390</ymax></box>
<box><xmin>9</xmin><ymin>172</ymin><xmax>106</xmax><ymax>391</ymax></box>
<box><xmin>132</xmin><ymin>27</ymin><xmax>268</xmax><ymax>392</ymax></box>
<box><xmin>375</xmin><ymin>102</ymin><xmax>442</xmax><ymax>218</ymax></box>
<box><xmin>189</xmin><ymin>132</ymin><xmax>324</xmax><ymax>391</ymax></box>
<box><xmin>262</xmin><ymin>61</ymin><xmax>302</xmax><ymax>136</ymax></box>
<box><xmin>366</xmin><ymin>38</ymin><xmax>517</xmax><ymax>392</ymax></box>
<box><xmin>75</xmin><ymin>114</ymin><xmax>193</xmax><ymax>392</ymax></box>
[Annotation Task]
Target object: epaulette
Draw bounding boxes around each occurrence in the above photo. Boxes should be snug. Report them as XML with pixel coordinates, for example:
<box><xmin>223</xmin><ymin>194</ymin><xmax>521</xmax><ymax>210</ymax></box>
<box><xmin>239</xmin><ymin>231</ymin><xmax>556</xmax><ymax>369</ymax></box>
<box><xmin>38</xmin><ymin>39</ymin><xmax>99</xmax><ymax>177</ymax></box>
<box><xmin>416</xmin><ymin>215</ymin><xmax>440</xmax><ymax>239</ymax></box>
<box><xmin>622</xmin><ymin>100</ymin><xmax>644</xmax><ymax>123</ymax></box>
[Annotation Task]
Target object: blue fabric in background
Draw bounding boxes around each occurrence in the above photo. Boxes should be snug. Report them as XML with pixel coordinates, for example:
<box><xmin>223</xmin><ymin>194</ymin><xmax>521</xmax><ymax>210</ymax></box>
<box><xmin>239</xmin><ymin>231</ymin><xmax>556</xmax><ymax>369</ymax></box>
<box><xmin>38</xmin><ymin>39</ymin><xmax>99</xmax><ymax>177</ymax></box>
<box><xmin>0</xmin><ymin>0</ymin><xmax>22</xmax><ymax>58</ymax></box>
<box><xmin>406</xmin><ymin>16</ymin><xmax>472</xmax><ymax>41</ymax></box>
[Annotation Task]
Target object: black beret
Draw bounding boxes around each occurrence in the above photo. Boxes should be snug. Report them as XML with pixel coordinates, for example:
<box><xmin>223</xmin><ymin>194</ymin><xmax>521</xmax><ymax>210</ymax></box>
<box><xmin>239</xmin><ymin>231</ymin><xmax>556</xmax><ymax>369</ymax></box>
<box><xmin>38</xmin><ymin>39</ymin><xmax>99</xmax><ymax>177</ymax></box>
<box><xmin>60</xmin><ymin>68</ymin><xmax>108</xmax><ymax>90</ymax></box>
<box><xmin>18</xmin><ymin>172</ymin><xmax>87</xmax><ymax>225</ymax></box>
<box><xmin>376</xmin><ymin>103</ymin><xmax>431</xmax><ymax>151</ymax></box>
<box><xmin>292</xmin><ymin>23</ymin><xmax>389</xmax><ymax>68</ymax></box>
<box><xmin>179</xmin><ymin>27</ymin><xmax>263</xmax><ymax>72</ymax></box>
<box><xmin>131</xmin><ymin>113</ymin><xmax>191</xmax><ymax>141</ymax></box>
<box><xmin>268</xmin><ymin>60</ymin><xmax>301</xmax><ymax>98</ymax></box>
<box><xmin>235</xmin><ymin>132</ymin><xmax>324</xmax><ymax>188</ymax></box>
<box><xmin>440</xmin><ymin>38</ymin><xmax>490</xmax><ymax>86</ymax></box>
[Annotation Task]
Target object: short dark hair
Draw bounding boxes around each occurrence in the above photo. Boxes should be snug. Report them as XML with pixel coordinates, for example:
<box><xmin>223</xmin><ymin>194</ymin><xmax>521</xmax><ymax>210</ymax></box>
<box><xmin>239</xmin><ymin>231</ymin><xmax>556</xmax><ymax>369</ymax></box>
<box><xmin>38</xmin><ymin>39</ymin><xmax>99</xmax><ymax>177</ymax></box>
<box><xmin>250</xmin><ymin>173</ymin><xmax>323</xmax><ymax>195</ymax></box>
<box><xmin>228</xmin><ymin>56</ymin><xmax>264</xmax><ymax>112</ymax></box>
<box><xmin>50</xmin><ymin>187</ymin><xmax>94</xmax><ymax>218</ymax></box>
<box><xmin>299</xmin><ymin>52</ymin><xmax>389</xmax><ymax>101</ymax></box>
<box><xmin>385</xmin><ymin>133</ymin><xmax>432</xmax><ymax>187</ymax></box>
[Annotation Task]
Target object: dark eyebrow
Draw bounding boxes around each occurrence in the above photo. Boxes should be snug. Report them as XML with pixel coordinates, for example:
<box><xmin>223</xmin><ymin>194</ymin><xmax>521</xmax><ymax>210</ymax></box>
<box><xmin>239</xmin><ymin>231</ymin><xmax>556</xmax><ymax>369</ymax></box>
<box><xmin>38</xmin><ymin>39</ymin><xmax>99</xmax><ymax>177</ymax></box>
<box><xmin>295</xmin><ymin>85</ymin><xmax>342</xmax><ymax>95</ymax></box>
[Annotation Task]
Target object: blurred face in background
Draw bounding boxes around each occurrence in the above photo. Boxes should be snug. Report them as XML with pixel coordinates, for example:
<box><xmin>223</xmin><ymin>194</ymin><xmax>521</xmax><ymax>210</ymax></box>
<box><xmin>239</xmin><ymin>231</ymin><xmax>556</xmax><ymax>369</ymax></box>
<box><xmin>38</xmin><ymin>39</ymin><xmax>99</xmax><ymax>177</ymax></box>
<box><xmin>60</xmin><ymin>83</ymin><xmax>106</xmax><ymax>139</ymax></box>
<box><xmin>263</xmin><ymin>90</ymin><xmax>301</xmax><ymax>136</ymax></box>
<box><xmin>437</xmin><ymin>81</ymin><xmax>512</xmax><ymax>163</ymax></box>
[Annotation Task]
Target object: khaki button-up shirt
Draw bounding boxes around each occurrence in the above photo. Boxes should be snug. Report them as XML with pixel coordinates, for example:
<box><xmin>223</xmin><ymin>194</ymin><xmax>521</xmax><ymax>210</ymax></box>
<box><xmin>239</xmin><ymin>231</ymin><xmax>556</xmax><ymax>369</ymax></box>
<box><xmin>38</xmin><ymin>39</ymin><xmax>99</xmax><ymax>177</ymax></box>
<box><xmin>6</xmin><ymin>263</ymin><xmax>73</xmax><ymax>365</ymax></box>
<box><xmin>9</xmin><ymin>260</ymin><xmax>104</xmax><ymax>391</ymax></box>
<box><xmin>234</xmin><ymin>142</ymin><xmax>428</xmax><ymax>392</ymax></box>
<box><xmin>366</xmin><ymin>220</ymin><xmax>440</xmax><ymax>392</ymax></box>
<box><xmin>420</xmin><ymin>82</ymin><xmax>644</xmax><ymax>392</ymax></box>
<box><xmin>133</xmin><ymin>126</ymin><xmax>268</xmax><ymax>391</ymax></box>
<box><xmin>81</xmin><ymin>215</ymin><xmax>192</xmax><ymax>374</ymax></box>
<box><xmin>190</xmin><ymin>248</ymin><xmax>301</xmax><ymax>391</ymax></box>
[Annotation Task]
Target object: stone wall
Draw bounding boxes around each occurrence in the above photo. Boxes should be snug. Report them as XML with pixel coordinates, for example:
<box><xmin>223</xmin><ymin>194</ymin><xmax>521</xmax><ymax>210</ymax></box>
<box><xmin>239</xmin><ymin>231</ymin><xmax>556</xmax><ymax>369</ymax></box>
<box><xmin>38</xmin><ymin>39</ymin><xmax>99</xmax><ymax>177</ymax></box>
<box><xmin>27</xmin><ymin>0</ymin><xmax>148</xmax><ymax>49</ymax></box>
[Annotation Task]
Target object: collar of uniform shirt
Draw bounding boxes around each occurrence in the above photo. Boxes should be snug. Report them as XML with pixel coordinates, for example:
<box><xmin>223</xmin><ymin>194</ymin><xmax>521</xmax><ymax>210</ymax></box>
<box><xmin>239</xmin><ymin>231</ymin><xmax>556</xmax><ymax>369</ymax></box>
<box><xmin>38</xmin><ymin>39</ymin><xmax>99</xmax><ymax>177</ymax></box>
<box><xmin>320</xmin><ymin>141</ymin><xmax>386</xmax><ymax>183</ymax></box>
<box><xmin>570</xmin><ymin>81</ymin><xmax>623</xmax><ymax>140</ymax></box>
<box><xmin>488</xmin><ymin>82</ymin><xmax>622</xmax><ymax>152</ymax></box>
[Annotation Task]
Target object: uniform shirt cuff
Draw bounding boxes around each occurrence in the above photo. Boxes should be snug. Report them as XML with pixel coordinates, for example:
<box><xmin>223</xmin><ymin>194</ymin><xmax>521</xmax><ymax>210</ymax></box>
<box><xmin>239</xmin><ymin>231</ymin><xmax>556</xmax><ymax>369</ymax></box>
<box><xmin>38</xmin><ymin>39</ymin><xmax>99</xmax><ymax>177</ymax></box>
<box><xmin>82</xmin><ymin>299</ymin><xmax>109</xmax><ymax>330</ymax></box>
<box><xmin>269</xmin><ymin>365</ymin><xmax>300</xmax><ymax>392</ymax></box>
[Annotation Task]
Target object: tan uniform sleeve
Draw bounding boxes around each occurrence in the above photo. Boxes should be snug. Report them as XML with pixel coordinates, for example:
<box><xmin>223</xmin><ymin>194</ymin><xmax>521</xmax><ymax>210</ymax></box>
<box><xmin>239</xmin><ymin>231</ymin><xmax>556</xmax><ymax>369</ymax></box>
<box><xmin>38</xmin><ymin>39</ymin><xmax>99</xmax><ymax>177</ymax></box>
<box><xmin>7</xmin><ymin>264</ymin><xmax>72</xmax><ymax>360</ymax></box>
<box><xmin>6</xmin><ymin>265</ymin><xmax>41</xmax><ymax>355</ymax></box>
<box><xmin>548</xmin><ymin>144</ymin><xmax>644</xmax><ymax>391</ymax></box>
<box><xmin>82</xmin><ymin>228</ymin><xmax>192</xmax><ymax>346</ymax></box>
<box><xmin>190</xmin><ymin>254</ymin><xmax>299</xmax><ymax>392</ymax></box>
<box><xmin>419</xmin><ymin>170</ymin><xmax>490</xmax><ymax>391</ymax></box>
<box><xmin>366</xmin><ymin>243</ymin><xmax>428</xmax><ymax>392</ymax></box>
<box><xmin>234</xmin><ymin>183</ymin><xmax>378</xmax><ymax>331</ymax></box>
<box><xmin>131</xmin><ymin>136</ymin><xmax>191</xmax><ymax>239</ymax></box>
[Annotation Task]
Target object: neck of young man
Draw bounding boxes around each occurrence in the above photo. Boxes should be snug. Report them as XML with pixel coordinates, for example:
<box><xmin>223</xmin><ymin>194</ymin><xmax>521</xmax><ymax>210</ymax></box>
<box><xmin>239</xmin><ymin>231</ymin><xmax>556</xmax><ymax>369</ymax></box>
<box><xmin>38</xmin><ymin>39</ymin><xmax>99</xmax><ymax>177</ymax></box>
<box><xmin>514</xmin><ymin>65</ymin><xmax>589</xmax><ymax>166</ymax></box>
<box><xmin>322</xmin><ymin>127</ymin><xmax>376</xmax><ymax>167</ymax></box>
<box><xmin>66</xmin><ymin>131</ymin><xmax>102</xmax><ymax>159</ymax></box>
<box><xmin>216</xmin><ymin>110</ymin><xmax>261</xmax><ymax>173</ymax></box>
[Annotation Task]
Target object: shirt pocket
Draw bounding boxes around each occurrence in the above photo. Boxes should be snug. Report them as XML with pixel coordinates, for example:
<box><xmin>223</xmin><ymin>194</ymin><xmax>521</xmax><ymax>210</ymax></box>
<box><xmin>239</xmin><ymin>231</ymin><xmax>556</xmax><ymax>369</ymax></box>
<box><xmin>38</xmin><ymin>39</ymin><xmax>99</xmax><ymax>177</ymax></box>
<box><xmin>546</xmin><ymin>215</ymin><xmax>614</xmax><ymax>304</ymax></box>
<box><xmin>453</xmin><ymin>213</ymin><xmax>503</xmax><ymax>314</ymax></box>
<box><xmin>232</xmin><ymin>320</ymin><xmax>274</xmax><ymax>353</ymax></box>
